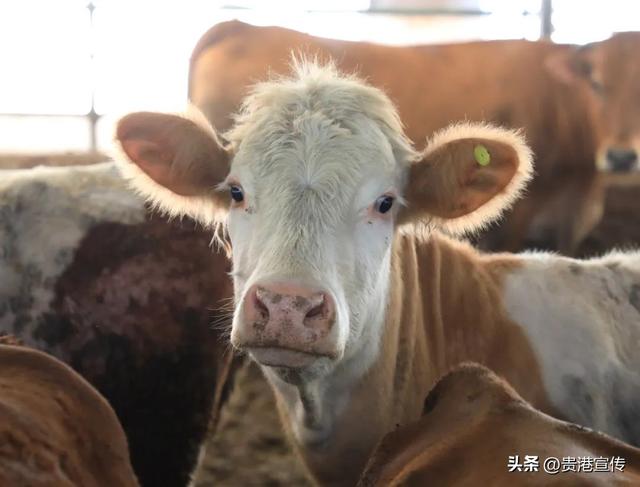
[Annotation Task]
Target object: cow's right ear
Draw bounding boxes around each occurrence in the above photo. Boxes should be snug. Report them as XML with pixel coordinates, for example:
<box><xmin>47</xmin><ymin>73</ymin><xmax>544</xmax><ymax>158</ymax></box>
<box><xmin>115</xmin><ymin>108</ymin><xmax>230</xmax><ymax>224</ymax></box>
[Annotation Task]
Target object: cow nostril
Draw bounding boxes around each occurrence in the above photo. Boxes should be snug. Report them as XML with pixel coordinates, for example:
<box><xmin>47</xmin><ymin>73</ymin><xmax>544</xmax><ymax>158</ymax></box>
<box><xmin>606</xmin><ymin>148</ymin><xmax>638</xmax><ymax>172</ymax></box>
<box><xmin>253</xmin><ymin>291</ymin><xmax>270</xmax><ymax>319</ymax></box>
<box><xmin>306</xmin><ymin>301</ymin><xmax>325</xmax><ymax>319</ymax></box>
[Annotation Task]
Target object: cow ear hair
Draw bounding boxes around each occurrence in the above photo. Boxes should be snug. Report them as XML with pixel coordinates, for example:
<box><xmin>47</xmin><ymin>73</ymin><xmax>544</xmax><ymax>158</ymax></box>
<box><xmin>398</xmin><ymin>123</ymin><xmax>533</xmax><ymax>235</ymax></box>
<box><xmin>114</xmin><ymin>106</ymin><xmax>231</xmax><ymax>224</ymax></box>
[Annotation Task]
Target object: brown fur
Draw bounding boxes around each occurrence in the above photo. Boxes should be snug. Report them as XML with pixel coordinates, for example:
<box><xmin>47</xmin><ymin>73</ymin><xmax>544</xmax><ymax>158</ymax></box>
<box><xmin>593</xmin><ymin>33</ymin><xmax>640</xmax><ymax>155</ymax></box>
<box><xmin>548</xmin><ymin>32</ymin><xmax>640</xmax><ymax>166</ymax></box>
<box><xmin>0</xmin><ymin>344</ymin><xmax>139</xmax><ymax>486</ymax></box>
<box><xmin>117</xmin><ymin>111</ymin><xmax>230</xmax><ymax>200</ymax></box>
<box><xmin>277</xmin><ymin>234</ymin><xmax>551</xmax><ymax>486</ymax></box>
<box><xmin>577</xmin><ymin>172</ymin><xmax>640</xmax><ymax>256</ymax></box>
<box><xmin>189</xmin><ymin>21</ymin><xmax>602</xmax><ymax>253</ymax></box>
<box><xmin>404</xmin><ymin>136</ymin><xmax>520</xmax><ymax>222</ymax></box>
<box><xmin>358</xmin><ymin>363</ymin><xmax>640</xmax><ymax>486</ymax></box>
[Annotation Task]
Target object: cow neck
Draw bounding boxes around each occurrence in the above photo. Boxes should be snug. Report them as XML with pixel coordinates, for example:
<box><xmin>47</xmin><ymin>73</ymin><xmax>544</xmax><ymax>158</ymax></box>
<box><xmin>265</xmin><ymin>231</ymin><xmax>550</xmax><ymax>486</ymax></box>
<box><xmin>384</xmin><ymin>232</ymin><xmax>550</xmax><ymax>411</ymax></box>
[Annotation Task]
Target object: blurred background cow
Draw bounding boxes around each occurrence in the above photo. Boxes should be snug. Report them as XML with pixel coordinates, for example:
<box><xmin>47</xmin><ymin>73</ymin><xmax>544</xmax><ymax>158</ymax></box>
<box><xmin>1</xmin><ymin>1</ymin><xmax>639</xmax><ymax>486</ymax></box>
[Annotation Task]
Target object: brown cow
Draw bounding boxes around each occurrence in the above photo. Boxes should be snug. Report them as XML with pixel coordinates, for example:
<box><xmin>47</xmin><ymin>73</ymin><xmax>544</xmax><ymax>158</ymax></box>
<box><xmin>547</xmin><ymin>32</ymin><xmax>640</xmax><ymax>173</ymax></box>
<box><xmin>0</xmin><ymin>342</ymin><xmax>139</xmax><ymax>486</ymax></box>
<box><xmin>359</xmin><ymin>363</ymin><xmax>640</xmax><ymax>487</ymax></box>
<box><xmin>189</xmin><ymin>21</ymin><xmax>640</xmax><ymax>254</ymax></box>
<box><xmin>0</xmin><ymin>163</ymin><xmax>238</xmax><ymax>487</ymax></box>
<box><xmin>114</xmin><ymin>63</ymin><xmax>640</xmax><ymax>486</ymax></box>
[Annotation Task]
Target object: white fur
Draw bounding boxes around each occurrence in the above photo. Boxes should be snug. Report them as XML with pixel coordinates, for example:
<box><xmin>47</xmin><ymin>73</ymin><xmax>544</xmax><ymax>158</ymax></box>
<box><xmin>504</xmin><ymin>250</ymin><xmax>640</xmax><ymax>442</ymax></box>
<box><xmin>217</xmin><ymin>62</ymin><xmax>419</xmax><ymax>443</ymax></box>
<box><xmin>0</xmin><ymin>163</ymin><xmax>146</xmax><ymax>351</ymax></box>
<box><xmin>224</xmin><ymin>64</ymin><xmax>403</xmax><ymax>348</ymax></box>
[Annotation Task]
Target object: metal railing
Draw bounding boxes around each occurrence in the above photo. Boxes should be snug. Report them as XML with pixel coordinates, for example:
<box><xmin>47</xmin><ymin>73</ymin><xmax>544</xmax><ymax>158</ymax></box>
<box><xmin>0</xmin><ymin>1</ymin><xmax>551</xmax><ymax>154</ymax></box>
<box><xmin>0</xmin><ymin>2</ymin><xmax>100</xmax><ymax>153</ymax></box>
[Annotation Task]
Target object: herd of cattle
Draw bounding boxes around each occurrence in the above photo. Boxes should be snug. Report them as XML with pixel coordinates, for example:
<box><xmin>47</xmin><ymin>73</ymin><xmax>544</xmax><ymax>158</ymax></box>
<box><xmin>1</xmin><ymin>20</ymin><xmax>640</xmax><ymax>487</ymax></box>
<box><xmin>189</xmin><ymin>22</ymin><xmax>640</xmax><ymax>255</ymax></box>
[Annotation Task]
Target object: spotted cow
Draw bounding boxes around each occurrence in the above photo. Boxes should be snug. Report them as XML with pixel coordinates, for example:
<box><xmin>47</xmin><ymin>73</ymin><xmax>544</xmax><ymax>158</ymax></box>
<box><xmin>0</xmin><ymin>163</ymin><xmax>237</xmax><ymax>487</ymax></box>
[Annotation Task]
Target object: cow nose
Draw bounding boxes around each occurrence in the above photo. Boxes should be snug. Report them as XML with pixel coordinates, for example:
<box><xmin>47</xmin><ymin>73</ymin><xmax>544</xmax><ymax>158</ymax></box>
<box><xmin>239</xmin><ymin>282</ymin><xmax>336</xmax><ymax>361</ymax></box>
<box><xmin>606</xmin><ymin>147</ymin><xmax>638</xmax><ymax>172</ymax></box>
<box><xmin>252</xmin><ymin>284</ymin><xmax>330</xmax><ymax>326</ymax></box>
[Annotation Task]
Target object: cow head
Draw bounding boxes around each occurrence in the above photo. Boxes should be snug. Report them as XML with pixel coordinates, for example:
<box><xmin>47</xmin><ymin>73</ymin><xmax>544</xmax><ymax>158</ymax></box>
<box><xmin>547</xmin><ymin>32</ymin><xmax>640</xmax><ymax>173</ymax></box>
<box><xmin>115</xmin><ymin>63</ymin><xmax>532</xmax><ymax>384</ymax></box>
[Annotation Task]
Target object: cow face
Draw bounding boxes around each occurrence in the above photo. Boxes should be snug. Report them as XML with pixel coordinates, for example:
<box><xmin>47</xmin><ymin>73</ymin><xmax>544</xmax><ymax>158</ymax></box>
<box><xmin>548</xmin><ymin>33</ymin><xmax>640</xmax><ymax>173</ymax></box>
<box><xmin>115</xmin><ymin>64</ymin><xmax>532</xmax><ymax>383</ymax></box>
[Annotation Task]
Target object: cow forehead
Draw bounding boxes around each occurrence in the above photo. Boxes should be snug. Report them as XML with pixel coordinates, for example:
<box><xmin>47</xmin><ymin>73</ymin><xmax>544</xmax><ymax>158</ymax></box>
<box><xmin>224</xmin><ymin>62</ymin><xmax>416</xmax><ymax>200</ymax></box>
<box><xmin>237</xmin><ymin>114</ymin><xmax>398</xmax><ymax>195</ymax></box>
<box><xmin>598</xmin><ymin>33</ymin><xmax>640</xmax><ymax>73</ymax></box>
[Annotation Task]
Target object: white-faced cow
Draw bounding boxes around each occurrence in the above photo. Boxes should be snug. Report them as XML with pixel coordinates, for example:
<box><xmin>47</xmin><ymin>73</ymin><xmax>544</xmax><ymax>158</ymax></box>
<box><xmin>115</xmin><ymin>62</ymin><xmax>640</xmax><ymax>486</ymax></box>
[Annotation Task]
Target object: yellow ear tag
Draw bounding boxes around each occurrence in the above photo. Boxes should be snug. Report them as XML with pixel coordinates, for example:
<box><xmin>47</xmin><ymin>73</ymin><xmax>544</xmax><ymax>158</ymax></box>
<box><xmin>474</xmin><ymin>144</ymin><xmax>491</xmax><ymax>166</ymax></box>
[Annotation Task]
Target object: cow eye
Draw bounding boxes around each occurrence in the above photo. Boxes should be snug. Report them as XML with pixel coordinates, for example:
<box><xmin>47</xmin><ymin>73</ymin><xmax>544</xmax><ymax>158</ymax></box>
<box><xmin>375</xmin><ymin>195</ymin><xmax>394</xmax><ymax>214</ymax></box>
<box><xmin>230</xmin><ymin>186</ymin><xmax>244</xmax><ymax>203</ymax></box>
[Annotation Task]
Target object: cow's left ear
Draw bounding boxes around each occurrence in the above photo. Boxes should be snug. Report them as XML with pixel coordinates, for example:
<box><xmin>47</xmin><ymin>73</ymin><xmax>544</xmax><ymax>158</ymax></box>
<box><xmin>399</xmin><ymin>123</ymin><xmax>533</xmax><ymax>235</ymax></box>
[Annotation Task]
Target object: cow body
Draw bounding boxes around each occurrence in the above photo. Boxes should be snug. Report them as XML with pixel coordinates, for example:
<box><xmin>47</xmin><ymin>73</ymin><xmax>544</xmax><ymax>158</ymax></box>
<box><xmin>0</xmin><ymin>343</ymin><xmax>139</xmax><ymax>486</ymax></box>
<box><xmin>115</xmin><ymin>63</ymin><xmax>640</xmax><ymax>486</ymax></box>
<box><xmin>0</xmin><ymin>163</ymin><xmax>237</xmax><ymax>486</ymax></box>
<box><xmin>189</xmin><ymin>22</ymin><xmax>639</xmax><ymax>253</ymax></box>
<box><xmin>190</xmin><ymin>23</ymin><xmax>640</xmax><ymax>174</ymax></box>
<box><xmin>190</xmin><ymin>21</ymin><xmax>592</xmax><ymax>168</ymax></box>
<box><xmin>263</xmin><ymin>233</ymin><xmax>640</xmax><ymax>485</ymax></box>
<box><xmin>359</xmin><ymin>363</ymin><xmax>640</xmax><ymax>487</ymax></box>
